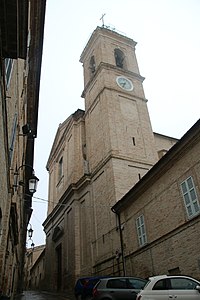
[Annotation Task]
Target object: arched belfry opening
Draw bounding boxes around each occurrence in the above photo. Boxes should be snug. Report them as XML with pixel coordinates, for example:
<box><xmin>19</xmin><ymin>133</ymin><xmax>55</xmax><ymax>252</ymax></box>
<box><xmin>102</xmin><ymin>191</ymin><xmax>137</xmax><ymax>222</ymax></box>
<box><xmin>114</xmin><ymin>48</ymin><xmax>125</xmax><ymax>69</ymax></box>
<box><xmin>89</xmin><ymin>55</ymin><xmax>96</xmax><ymax>75</ymax></box>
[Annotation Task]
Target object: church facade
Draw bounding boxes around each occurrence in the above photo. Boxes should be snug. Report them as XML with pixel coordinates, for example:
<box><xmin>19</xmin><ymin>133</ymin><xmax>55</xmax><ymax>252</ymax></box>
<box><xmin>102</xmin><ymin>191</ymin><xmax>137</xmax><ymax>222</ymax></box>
<box><xmin>42</xmin><ymin>26</ymin><xmax>183</xmax><ymax>291</ymax></box>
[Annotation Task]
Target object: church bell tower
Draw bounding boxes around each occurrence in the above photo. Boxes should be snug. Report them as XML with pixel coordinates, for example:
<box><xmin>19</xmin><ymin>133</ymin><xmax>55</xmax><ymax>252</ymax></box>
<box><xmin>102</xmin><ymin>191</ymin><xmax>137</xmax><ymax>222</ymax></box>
<box><xmin>80</xmin><ymin>26</ymin><xmax>158</xmax><ymax>202</ymax></box>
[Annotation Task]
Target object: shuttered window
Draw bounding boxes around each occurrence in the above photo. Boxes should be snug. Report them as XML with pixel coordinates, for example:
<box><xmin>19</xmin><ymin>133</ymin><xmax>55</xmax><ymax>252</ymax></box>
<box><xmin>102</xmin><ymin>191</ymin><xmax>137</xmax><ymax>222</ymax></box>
<box><xmin>136</xmin><ymin>214</ymin><xmax>147</xmax><ymax>247</ymax></box>
<box><xmin>5</xmin><ymin>58</ymin><xmax>13</xmax><ymax>87</ymax></box>
<box><xmin>181</xmin><ymin>176</ymin><xmax>200</xmax><ymax>218</ymax></box>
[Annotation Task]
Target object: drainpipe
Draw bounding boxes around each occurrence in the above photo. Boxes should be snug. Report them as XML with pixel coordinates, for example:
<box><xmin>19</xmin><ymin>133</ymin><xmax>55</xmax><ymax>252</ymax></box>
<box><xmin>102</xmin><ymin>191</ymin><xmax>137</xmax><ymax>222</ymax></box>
<box><xmin>111</xmin><ymin>208</ymin><xmax>126</xmax><ymax>276</ymax></box>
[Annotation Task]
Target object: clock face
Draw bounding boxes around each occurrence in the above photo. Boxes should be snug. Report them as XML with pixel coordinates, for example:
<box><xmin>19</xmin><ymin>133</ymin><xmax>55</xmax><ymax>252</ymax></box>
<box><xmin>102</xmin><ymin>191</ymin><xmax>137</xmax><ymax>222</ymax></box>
<box><xmin>116</xmin><ymin>76</ymin><xmax>133</xmax><ymax>91</ymax></box>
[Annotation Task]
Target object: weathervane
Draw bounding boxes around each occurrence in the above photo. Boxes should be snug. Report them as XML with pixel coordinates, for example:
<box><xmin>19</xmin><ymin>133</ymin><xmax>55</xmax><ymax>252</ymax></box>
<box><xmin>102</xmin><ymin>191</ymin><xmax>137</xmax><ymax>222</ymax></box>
<box><xmin>100</xmin><ymin>13</ymin><xmax>106</xmax><ymax>27</ymax></box>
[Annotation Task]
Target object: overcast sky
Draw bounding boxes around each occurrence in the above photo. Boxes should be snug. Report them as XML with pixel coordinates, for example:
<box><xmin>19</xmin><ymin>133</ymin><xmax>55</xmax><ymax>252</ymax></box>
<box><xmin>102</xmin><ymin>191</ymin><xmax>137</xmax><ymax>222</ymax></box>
<box><xmin>28</xmin><ymin>0</ymin><xmax>200</xmax><ymax>247</ymax></box>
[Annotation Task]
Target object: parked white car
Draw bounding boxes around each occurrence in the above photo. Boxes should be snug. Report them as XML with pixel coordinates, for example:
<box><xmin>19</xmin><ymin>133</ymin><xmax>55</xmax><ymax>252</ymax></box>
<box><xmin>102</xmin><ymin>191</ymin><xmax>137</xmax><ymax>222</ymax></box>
<box><xmin>136</xmin><ymin>275</ymin><xmax>200</xmax><ymax>300</ymax></box>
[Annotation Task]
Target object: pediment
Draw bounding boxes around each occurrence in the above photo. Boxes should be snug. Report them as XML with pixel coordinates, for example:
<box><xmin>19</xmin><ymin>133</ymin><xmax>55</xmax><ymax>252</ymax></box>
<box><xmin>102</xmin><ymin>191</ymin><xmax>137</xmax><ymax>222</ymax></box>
<box><xmin>46</xmin><ymin>109</ymin><xmax>85</xmax><ymax>170</ymax></box>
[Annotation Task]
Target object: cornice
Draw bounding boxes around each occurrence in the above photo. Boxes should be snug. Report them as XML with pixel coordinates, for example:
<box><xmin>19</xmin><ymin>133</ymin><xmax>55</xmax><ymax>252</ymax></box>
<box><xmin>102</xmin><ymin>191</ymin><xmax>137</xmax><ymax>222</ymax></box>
<box><xmin>42</xmin><ymin>175</ymin><xmax>91</xmax><ymax>228</ymax></box>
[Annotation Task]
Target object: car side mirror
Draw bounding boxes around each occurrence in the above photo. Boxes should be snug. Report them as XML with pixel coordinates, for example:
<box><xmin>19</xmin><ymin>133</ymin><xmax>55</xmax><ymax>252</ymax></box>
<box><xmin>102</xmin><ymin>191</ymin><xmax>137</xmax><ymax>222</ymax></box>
<box><xmin>196</xmin><ymin>285</ymin><xmax>200</xmax><ymax>292</ymax></box>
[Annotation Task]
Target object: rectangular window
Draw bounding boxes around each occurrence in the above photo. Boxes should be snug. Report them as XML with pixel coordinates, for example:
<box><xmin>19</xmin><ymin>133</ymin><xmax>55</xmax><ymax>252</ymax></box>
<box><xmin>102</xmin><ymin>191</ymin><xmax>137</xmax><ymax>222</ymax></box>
<box><xmin>180</xmin><ymin>176</ymin><xmax>200</xmax><ymax>218</ymax></box>
<box><xmin>58</xmin><ymin>157</ymin><xmax>63</xmax><ymax>180</ymax></box>
<box><xmin>5</xmin><ymin>58</ymin><xmax>13</xmax><ymax>87</ymax></box>
<box><xmin>9</xmin><ymin>113</ymin><xmax>18</xmax><ymax>163</ymax></box>
<box><xmin>136</xmin><ymin>214</ymin><xmax>147</xmax><ymax>247</ymax></box>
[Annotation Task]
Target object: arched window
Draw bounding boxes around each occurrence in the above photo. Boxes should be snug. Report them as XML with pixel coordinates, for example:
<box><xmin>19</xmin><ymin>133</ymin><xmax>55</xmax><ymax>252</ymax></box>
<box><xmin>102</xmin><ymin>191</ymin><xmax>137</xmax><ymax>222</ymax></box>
<box><xmin>58</xmin><ymin>156</ymin><xmax>63</xmax><ymax>181</ymax></box>
<box><xmin>114</xmin><ymin>49</ymin><xmax>125</xmax><ymax>68</ymax></box>
<box><xmin>89</xmin><ymin>55</ymin><xmax>96</xmax><ymax>74</ymax></box>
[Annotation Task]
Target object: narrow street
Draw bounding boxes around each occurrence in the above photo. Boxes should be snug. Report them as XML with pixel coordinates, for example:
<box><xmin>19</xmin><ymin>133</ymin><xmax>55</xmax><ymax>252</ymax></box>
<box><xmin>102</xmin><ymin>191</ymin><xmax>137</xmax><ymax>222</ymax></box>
<box><xmin>14</xmin><ymin>290</ymin><xmax>76</xmax><ymax>300</ymax></box>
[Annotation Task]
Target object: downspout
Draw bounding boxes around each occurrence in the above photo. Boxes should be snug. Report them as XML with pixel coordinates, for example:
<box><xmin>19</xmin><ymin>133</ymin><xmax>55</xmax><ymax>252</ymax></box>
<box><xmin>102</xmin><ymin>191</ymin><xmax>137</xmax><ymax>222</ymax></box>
<box><xmin>111</xmin><ymin>208</ymin><xmax>126</xmax><ymax>276</ymax></box>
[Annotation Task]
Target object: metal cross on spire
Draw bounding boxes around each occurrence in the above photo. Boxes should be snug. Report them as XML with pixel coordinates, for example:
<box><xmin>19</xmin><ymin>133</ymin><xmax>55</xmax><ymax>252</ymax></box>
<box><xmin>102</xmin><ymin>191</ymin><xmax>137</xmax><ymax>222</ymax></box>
<box><xmin>100</xmin><ymin>13</ymin><xmax>106</xmax><ymax>27</ymax></box>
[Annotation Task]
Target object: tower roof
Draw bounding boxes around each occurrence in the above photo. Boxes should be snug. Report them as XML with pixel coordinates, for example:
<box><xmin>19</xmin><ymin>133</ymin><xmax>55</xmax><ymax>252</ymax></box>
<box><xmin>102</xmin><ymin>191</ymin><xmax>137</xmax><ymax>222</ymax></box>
<box><xmin>80</xmin><ymin>26</ymin><xmax>137</xmax><ymax>63</ymax></box>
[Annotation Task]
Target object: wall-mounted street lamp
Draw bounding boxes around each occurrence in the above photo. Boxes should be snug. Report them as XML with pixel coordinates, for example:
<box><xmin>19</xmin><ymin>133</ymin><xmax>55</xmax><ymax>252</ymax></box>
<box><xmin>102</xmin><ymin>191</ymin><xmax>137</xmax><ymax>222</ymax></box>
<box><xmin>26</xmin><ymin>224</ymin><xmax>35</xmax><ymax>251</ymax></box>
<box><xmin>28</xmin><ymin>238</ymin><xmax>35</xmax><ymax>250</ymax></box>
<box><xmin>28</xmin><ymin>173</ymin><xmax>39</xmax><ymax>194</ymax></box>
<box><xmin>27</xmin><ymin>223</ymin><xmax>34</xmax><ymax>239</ymax></box>
<box><xmin>14</xmin><ymin>164</ymin><xmax>39</xmax><ymax>194</ymax></box>
<box><xmin>31</xmin><ymin>241</ymin><xmax>35</xmax><ymax>250</ymax></box>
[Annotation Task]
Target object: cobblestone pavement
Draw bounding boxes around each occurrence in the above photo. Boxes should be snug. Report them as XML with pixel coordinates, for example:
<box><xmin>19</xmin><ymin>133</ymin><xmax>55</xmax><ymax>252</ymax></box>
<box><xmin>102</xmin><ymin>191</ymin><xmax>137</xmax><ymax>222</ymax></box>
<box><xmin>14</xmin><ymin>290</ymin><xmax>76</xmax><ymax>300</ymax></box>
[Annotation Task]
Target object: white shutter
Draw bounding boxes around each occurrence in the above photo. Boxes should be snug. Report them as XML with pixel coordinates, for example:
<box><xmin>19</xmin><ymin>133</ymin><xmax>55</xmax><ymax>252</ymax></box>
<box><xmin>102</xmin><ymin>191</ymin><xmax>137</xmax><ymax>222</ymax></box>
<box><xmin>181</xmin><ymin>176</ymin><xmax>200</xmax><ymax>218</ymax></box>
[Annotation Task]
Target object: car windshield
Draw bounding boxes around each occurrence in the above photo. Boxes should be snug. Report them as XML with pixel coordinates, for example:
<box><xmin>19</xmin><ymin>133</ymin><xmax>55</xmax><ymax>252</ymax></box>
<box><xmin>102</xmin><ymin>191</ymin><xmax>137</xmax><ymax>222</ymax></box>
<box><xmin>128</xmin><ymin>278</ymin><xmax>147</xmax><ymax>289</ymax></box>
<box><xmin>143</xmin><ymin>280</ymin><xmax>151</xmax><ymax>289</ymax></box>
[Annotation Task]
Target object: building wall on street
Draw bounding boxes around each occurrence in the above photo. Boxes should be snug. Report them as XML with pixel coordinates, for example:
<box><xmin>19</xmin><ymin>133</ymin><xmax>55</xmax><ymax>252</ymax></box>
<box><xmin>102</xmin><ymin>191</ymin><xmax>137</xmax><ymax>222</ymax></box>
<box><xmin>0</xmin><ymin>55</ymin><xmax>28</xmax><ymax>296</ymax></box>
<box><xmin>118</xmin><ymin>122</ymin><xmax>200</xmax><ymax>280</ymax></box>
<box><xmin>124</xmin><ymin>216</ymin><xmax>200</xmax><ymax>279</ymax></box>
<box><xmin>0</xmin><ymin>58</ymin><xmax>10</xmax><ymax>291</ymax></box>
<box><xmin>24</xmin><ymin>245</ymin><xmax>45</xmax><ymax>290</ymax></box>
<box><xmin>0</xmin><ymin>1</ymin><xmax>46</xmax><ymax>298</ymax></box>
<box><xmin>30</xmin><ymin>252</ymin><xmax>45</xmax><ymax>290</ymax></box>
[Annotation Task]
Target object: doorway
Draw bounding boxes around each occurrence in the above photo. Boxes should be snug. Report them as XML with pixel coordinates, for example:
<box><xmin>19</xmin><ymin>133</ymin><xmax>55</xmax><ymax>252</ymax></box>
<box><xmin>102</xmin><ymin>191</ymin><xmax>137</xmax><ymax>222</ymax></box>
<box><xmin>56</xmin><ymin>244</ymin><xmax>62</xmax><ymax>290</ymax></box>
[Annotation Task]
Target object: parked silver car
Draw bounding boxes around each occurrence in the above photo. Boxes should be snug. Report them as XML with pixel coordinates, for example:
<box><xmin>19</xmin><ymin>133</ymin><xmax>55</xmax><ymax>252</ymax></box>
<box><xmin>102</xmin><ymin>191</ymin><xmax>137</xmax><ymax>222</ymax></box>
<box><xmin>92</xmin><ymin>276</ymin><xmax>147</xmax><ymax>300</ymax></box>
<box><xmin>136</xmin><ymin>275</ymin><xmax>200</xmax><ymax>300</ymax></box>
